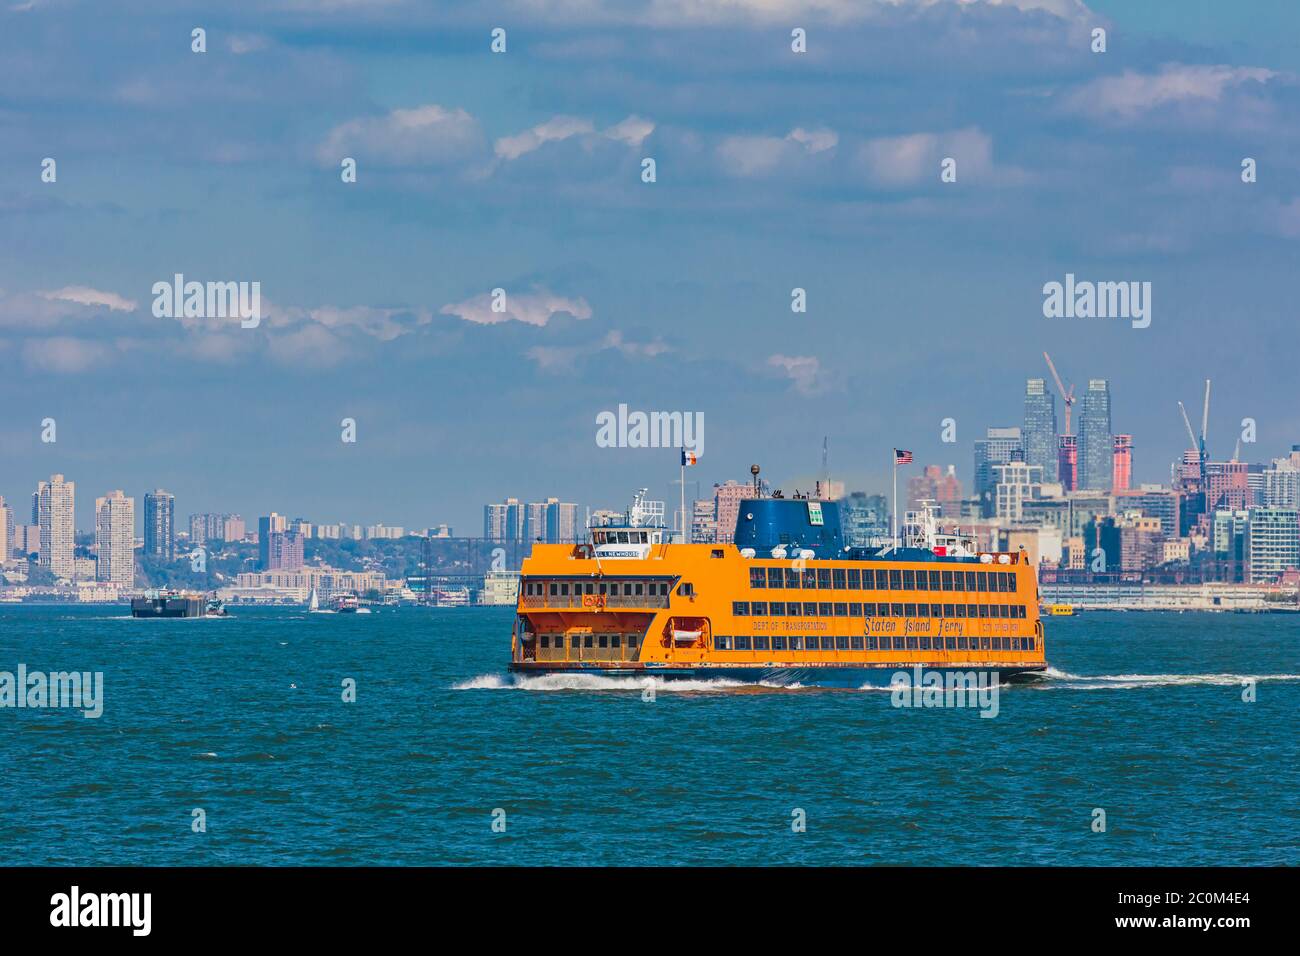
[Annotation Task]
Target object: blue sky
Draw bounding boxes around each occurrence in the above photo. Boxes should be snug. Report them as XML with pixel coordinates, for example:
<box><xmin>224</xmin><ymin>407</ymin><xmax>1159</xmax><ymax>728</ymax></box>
<box><xmin>2</xmin><ymin>0</ymin><xmax>1298</xmax><ymax>532</ymax></box>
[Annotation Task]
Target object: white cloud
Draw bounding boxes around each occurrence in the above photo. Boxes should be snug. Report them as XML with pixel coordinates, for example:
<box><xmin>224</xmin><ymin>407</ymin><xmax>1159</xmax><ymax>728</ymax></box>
<box><xmin>526</xmin><ymin>330</ymin><xmax>670</xmax><ymax>372</ymax></box>
<box><xmin>494</xmin><ymin>115</ymin><xmax>655</xmax><ymax>160</ymax></box>
<box><xmin>227</xmin><ymin>34</ymin><xmax>270</xmax><ymax>55</ymax></box>
<box><xmin>317</xmin><ymin>104</ymin><xmax>484</xmax><ymax>166</ymax></box>
<box><xmin>40</xmin><ymin>286</ymin><xmax>137</xmax><ymax>312</ymax></box>
<box><xmin>441</xmin><ymin>288</ymin><xmax>592</xmax><ymax>327</ymax></box>
<box><xmin>506</xmin><ymin>0</ymin><xmax>1091</xmax><ymax>26</ymax></box>
<box><xmin>767</xmin><ymin>354</ymin><xmax>825</xmax><ymax>395</ymax></box>
<box><xmin>717</xmin><ymin>126</ymin><xmax>838</xmax><ymax>176</ymax></box>
<box><xmin>858</xmin><ymin>127</ymin><xmax>991</xmax><ymax>187</ymax></box>
<box><xmin>1063</xmin><ymin>64</ymin><xmax>1277</xmax><ymax>121</ymax></box>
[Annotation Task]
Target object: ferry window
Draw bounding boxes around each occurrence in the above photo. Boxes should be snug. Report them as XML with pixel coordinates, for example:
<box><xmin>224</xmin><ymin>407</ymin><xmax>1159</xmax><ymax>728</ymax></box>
<box><xmin>803</xmin><ymin>635</ymin><xmax>816</xmax><ymax>650</ymax></box>
<box><xmin>767</xmin><ymin>568</ymin><xmax>784</xmax><ymax>589</ymax></box>
<box><xmin>876</xmin><ymin>603</ymin><xmax>889</xmax><ymax>618</ymax></box>
<box><xmin>772</xmin><ymin>636</ymin><xmax>787</xmax><ymax>651</ymax></box>
<box><xmin>1017</xmin><ymin>605</ymin><xmax>1027</xmax><ymax>619</ymax></box>
<box><xmin>915</xmin><ymin>570</ymin><xmax>928</xmax><ymax>591</ymax></box>
<box><xmin>754</xmin><ymin>636</ymin><xmax>770</xmax><ymax>650</ymax></box>
<box><xmin>954</xmin><ymin>572</ymin><xmax>967</xmax><ymax>593</ymax></box>
<box><xmin>965</xmin><ymin>571</ymin><xmax>977</xmax><ymax>591</ymax></box>
<box><xmin>735</xmin><ymin>636</ymin><xmax>751</xmax><ymax>650</ymax></box>
<box><xmin>834</xmin><ymin>603</ymin><xmax>848</xmax><ymax>617</ymax></box>
<box><xmin>957</xmin><ymin>636</ymin><xmax>968</xmax><ymax>649</ymax></box>
<box><xmin>817</xmin><ymin>569</ymin><xmax>831</xmax><ymax>589</ymax></box>
<box><xmin>678</xmin><ymin>582</ymin><xmax>694</xmax><ymax>597</ymax></box>
<box><xmin>919</xmin><ymin>636</ymin><xmax>931</xmax><ymax>649</ymax></box>
<box><xmin>836</xmin><ymin>636</ymin><xmax>850</xmax><ymax>650</ymax></box>
<box><xmin>711</xmin><ymin>549</ymin><xmax>724</xmax><ymax>559</ymax></box>
<box><xmin>819</xmin><ymin>601</ymin><xmax>833</xmax><ymax>616</ymax></box>
<box><xmin>999</xmin><ymin>605</ymin><xmax>1009</xmax><ymax>619</ymax></box>
<box><xmin>549</xmin><ymin>582</ymin><xmax>558</xmax><ymax>596</ymax></box>
<box><xmin>733</xmin><ymin>601</ymin><xmax>750</xmax><ymax>616</ymax></box>
<box><xmin>904</xmin><ymin>603</ymin><xmax>917</xmax><ymax>617</ymax></box>
<box><xmin>802</xmin><ymin>568</ymin><xmax>817</xmax><ymax>588</ymax></box>
<box><xmin>977</xmin><ymin>571</ymin><xmax>988</xmax><ymax>592</ymax></box>
<box><xmin>751</xmin><ymin>601</ymin><xmax>768</xmax><ymax>616</ymax></box>
<box><xmin>627</xmin><ymin>636</ymin><xmax>638</xmax><ymax>648</ymax></box>
<box><xmin>862</xmin><ymin>569</ymin><xmax>877</xmax><ymax>589</ymax></box>
<box><xmin>849</xmin><ymin>602</ymin><xmax>862</xmax><ymax>616</ymax></box>
<box><xmin>889</xmin><ymin>570</ymin><xmax>902</xmax><ymax>590</ymax></box>
<box><xmin>660</xmin><ymin>582</ymin><xmax>671</xmax><ymax>596</ymax></box>
<box><xmin>862</xmin><ymin>602</ymin><xmax>876</xmax><ymax>616</ymax></box>
<box><xmin>1008</xmin><ymin>574</ymin><xmax>1018</xmax><ymax>593</ymax></box>
<box><xmin>931</xmin><ymin>604</ymin><xmax>942</xmax><ymax>618</ymax></box>
<box><xmin>906</xmin><ymin>636</ymin><xmax>918</xmax><ymax>649</ymax></box>
<box><xmin>715</xmin><ymin>635</ymin><xmax>730</xmax><ymax>650</ymax></box>
<box><xmin>945</xmin><ymin>637</ymin><xmax>957</xmax><ymax>650</ymax></box>
<box><xmin>769</xmin><ymin>601</ymin><xmax>785</xmax><ymax>615</ymax></box>
<box><xmin>980</xmin><ymin>637</ymin><xmax>991</xmax><ymax>650</ymax></box>
<box><xmin>929</xmin><ymin>571</ymin><xmax>941</xmax><ymax>590</ymax></box>
<box><xmin>866</xmin><ymin>635</ymin><xmax>876</xmax><ymax>650</ymax></box>
<box><xmin>847</xmin><ymin>569</ymin><xmax>860</xmax><ymax>589</ymax></box>
<box><xmin>892</xmin><ymin>603</ymin><xmax>904</xmax><ymax>617</ymax></box>
<box><xmin>561</xmin><ymin>583</ymin><xmax>571</xmax><ymax>596</ymax></box>
<box><xmin>902</xmin><ymin>570</ymin><xmax>915</xmax><ymax>590</ymax></box>
<box><xmin>789</xmin><ymin>636</ymin><xmax>803</xmax><ymax>650</ymax></box>
<box><xmin>785</xmin><ymin>568</ymin><xmax>801</xmax><ymax>589</ymax></box>
<box><xmin>584</xmin><ymin>635</ymin><xmax>594</xmax><ymax>648</ymax></box>
<box><xmin>598</xmin><ymin>635</ymin><xmax>608</xmax><ymax>648</ymax></box>
<box><xmin>944</xmin><ymin>603</ymin><xmax>955</xmax><ymax>617</ymax></box>
<box><xmin>611</xmin><ymin>635</ymin><xmax>621</xmax><ymax>648</ymax></box>
<box><xmin>978</xmin><ymin>605</ymin><xmax>989</xmax><ymax>619</ymax></box>
<box><xmin>634</xmin><ymin>583</ymin><xmax>644</xmax><ymax>596</ymax></box>
<box><xmin>804</xmin><ymin>602</ymin><xmax>818</xmax><ymax>616</ymax></box>
<box><xmin>941</xmin><ymin>570</ymin><xmax>953</xmax><ymax>592</ymax></box>
<box><xmin>851</xmin><ymin>636</ymin><xmax>864</xmax><ymax>650</ymax></box>
<box><xmin>597</xmin><ymin>582</ymin><xmax>608</xmax><ymax>595</ymax></box>
<box><xmin>570</xmin><ymin>635</ymin><xmax>580</xmax><ymax>648</ymax></box>
<box><xmin>832</xmin><ymin>569</ymin><xmax>846</xmax><ymax>589</ymax></box>
<box><xmin>750</xmin><ymin>568</ymin><xmax>766</xmax><ymax>589</ymax></box>
<box><xmin>540</xmin><ymin>636</ymin><xmax>550</xmax><ymax>648</ymax></box>
<box><xmin>917</xmin><ymin>604</ymin><xmax>929</xmax><ymax>618</ymax></box>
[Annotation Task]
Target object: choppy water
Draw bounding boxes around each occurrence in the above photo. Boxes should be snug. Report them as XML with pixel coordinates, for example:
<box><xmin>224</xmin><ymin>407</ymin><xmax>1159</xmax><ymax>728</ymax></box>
<box><xmin>1</xmin><ymin>605</ymin><xmax>1295</xmax><ymax>865</ymax></box>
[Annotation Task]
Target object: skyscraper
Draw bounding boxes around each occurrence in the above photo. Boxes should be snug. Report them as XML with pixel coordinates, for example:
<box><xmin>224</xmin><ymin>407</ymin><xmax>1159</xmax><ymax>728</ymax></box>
<box><xmin>1077</xmin><ymin>379</ymin><xmax>1112</xmax><ymax>491</ymax></box>
<box><xmin>267</xmin><ymin>529</ymin><xmax>304</xmax><ymax>571</ymax></box>
<box><xmin>35</xmin><ymin>474</ymin><xmax>75</xmax><ymax>580</ymax></box>
<box><xmin>143</xmin><ymin>489</ymin><xmax>175</xmax><ymax>561</ymax></box>
<box><xmin>1022</xmin><ymin>378</ymin><xmax>1058</xmax><ymax>483</ymax></box>
<box><xmin>258</xmin><ymin>512</ymin><xmax>288</xmax><ymax>569</ymax></box>
<box><xmin>484</xmin><ymin>499</ymin><xmax>524</xmax><ymax>541</ymax></box>
<box><xmin>95</xmin><ymin>490</ymin><xmax>135</xmax><ymax>588</ymax></box>
<box><xmin>712</xmin><ymin>480</ymin><xmax>751</xmax><ymax>543</ymax></box>
<box><xmin>973</xmin><ymin>427</ymin><xmax>1022</xmax><ymax>517</ymax></box>
<box><xmin>1111</xmin><ymin>435</ymin><xmax>1133</xmax><ymax>492</ymax></box>
<box><xmin>1057</xmin><ymin>435</ymin><xmax>1078</xmax><ymax>491</ymax></box>
<box><xmin>0</xmin><ymin>497</ymin><xmax>11</xmax><ymax>561</ymax></box>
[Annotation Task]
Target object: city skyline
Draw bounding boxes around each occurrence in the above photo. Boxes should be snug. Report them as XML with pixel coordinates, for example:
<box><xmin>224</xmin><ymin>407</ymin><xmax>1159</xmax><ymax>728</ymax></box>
<box><xmin>4</xmin><ymin>2</ymin><xmax>1300</xmax><ymax>535</ymax></box>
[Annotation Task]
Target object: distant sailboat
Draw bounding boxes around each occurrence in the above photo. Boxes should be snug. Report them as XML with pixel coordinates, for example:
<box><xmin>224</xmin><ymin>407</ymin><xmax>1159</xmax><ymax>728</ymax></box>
<box><xmin>308</xmin><ymin>587</ymin><xmax>319</xmax><ymax>611</ymax></box>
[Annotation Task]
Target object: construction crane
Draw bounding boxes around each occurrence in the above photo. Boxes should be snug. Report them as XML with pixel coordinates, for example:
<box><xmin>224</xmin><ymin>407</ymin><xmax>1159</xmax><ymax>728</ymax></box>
<box><xmin>1177</xmin><ymin>378</ymin><xmax>1212</xmax><ymax>496</ymax></box>
<box><xmin>1043</xmin><ymin>351</ymin><xmax>1076</xmax><ymax>434</ymax></box>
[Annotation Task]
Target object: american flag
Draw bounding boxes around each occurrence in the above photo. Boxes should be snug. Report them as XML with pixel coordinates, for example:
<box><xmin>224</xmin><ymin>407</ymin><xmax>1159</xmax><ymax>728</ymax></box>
<box><xmin>894</xmin><ymin>448</ymin><xmax>913</xmax><ymax>465</ymax></box>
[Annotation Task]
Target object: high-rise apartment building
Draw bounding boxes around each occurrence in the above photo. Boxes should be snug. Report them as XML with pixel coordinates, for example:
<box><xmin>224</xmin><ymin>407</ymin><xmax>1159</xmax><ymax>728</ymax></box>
<box><xmin>267</xmin><ymin>529</ymin><xmax>304</xmax><ymax>571</ymax></box>
<box><xmin>906</xmin><ymin>465</ymin><xmax>964</xmax><ymax>518</ymax></box>
<box><xmin>712</xmin><ymin>480</ymin><xmax>751</xmax><ymax>544</ymax></box>
<box><xmin>95</xmin><ymin>490</ymin><xmax>135</xmax><ymax>588</ymax></box>
<box><xmin>484</xmin><ymin>499</ymin><xmax>524</xmax><ymax>541</ymax></box>
<box><xmin>143</xmin><ymin>489</ymin><xmax>175</xmax><ymax>561</ymax></box>
<box><xmin>1244</xmin><ymin>507</ymin><xmax>1300</xmax><ymax>584</ymax></box>
<box><xmin>1023</xmin><ymin>378</ymin><xmax>1058</xmax><ymax>483</ymax></box>
<box><xmin>0</xmin><ymin>498</ymin><xmax>11</xmax><ymax>561</ymax></box>
<box><xmin>36</xmin><ymin>474</ymin><xmax>75</xmax><ymax>580</ymax></box>
<box><xmin>258</xmin><ymin>513</ymin><xmax>288</xmax><ymax>569</ymax></box>
<box><xmin>973</xmin><ymin>427</ymin><xmax>1022</xmax><ymax>517</ymax></box>
<box><xmin>1057</xmin><ymin>435</ymin><xmax>1078</xmax><ymax>492</ymax></box>
<box><xmin>1111</xmin><ymin>435</ymin><xmax>1133</xmax><ymax>492</ymax></box>
<box><xmin>1077</xmin><ymin>379</ymin><xmax>1112</xmax><ymax>491</ymax></box>
<box><xmin>993</xmin><ymin>461</ymin><xmax>1044</xmax><ymax>521</ymax></box>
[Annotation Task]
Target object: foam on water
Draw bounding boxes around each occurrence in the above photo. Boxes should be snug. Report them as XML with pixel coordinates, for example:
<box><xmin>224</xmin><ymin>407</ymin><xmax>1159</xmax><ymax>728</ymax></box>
<box><xmin>1035</xmin><ymin>665</ymin><xmax>1300</xmax><ymax>690</ymax></box>
<box><xmin>453</xmin><ymin>673</ymin><xmax>803</xmax><ymax>692</ymax></box>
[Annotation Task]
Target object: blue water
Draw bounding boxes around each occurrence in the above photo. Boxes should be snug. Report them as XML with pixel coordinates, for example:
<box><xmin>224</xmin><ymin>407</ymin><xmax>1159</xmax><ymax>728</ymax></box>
<box><xmin>0</xmin><ymin>605</ymin><xmax>1295</xmax><ymax>865</ymax></box>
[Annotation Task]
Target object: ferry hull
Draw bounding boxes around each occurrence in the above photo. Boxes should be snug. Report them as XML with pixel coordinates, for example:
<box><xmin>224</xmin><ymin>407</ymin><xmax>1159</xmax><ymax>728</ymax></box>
<box><xmin>509</xmin><ymin>660</ymin><xmax>1047</xmax><ymax>688</ymax></box>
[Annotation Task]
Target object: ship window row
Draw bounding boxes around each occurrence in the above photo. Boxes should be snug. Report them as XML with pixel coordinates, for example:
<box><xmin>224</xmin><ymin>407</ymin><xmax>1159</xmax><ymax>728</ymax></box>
<box><xmin>538</xmin><ymin>634</ymin><xmax>641</xmax><ymax>649</ymax></box>
<box><xmin>713</xmin><ymin>635</ymin><xmax>1036</xmax><ymax>652</ymax></box>
<box><xmin>733</xmin><ymin>601</ymin><xmax>1027</xmax><ymax>620</ymax></box>
<box><xmin>524</xmin><ymin>580</ymin><xmax>671</xmax><ymax>597</ymax></box>
<box><xmin>748</xmin><ymin>566</ymin><xmax>1017</xmax><ymax>594</ymax></box>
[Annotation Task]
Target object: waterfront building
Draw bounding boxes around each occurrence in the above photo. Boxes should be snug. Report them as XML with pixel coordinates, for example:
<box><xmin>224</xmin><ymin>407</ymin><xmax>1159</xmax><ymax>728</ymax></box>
<box><xmin>1022</xmin><ymin>378</ymin><xmax>1058</xmax><ymax>483</ymax></box>
<box><xmin>480</xmin><ymin>570</ymin><xmax>521</xmax><ymax>606</ymax></box>
<box><xmin>95</xmin><ymin>490</ymin><xmax>135</xmax><ymax>588</ymax></box>
<box><xmin>973</xmin><ymin>427</ymin><xmax>1023</xmax><ymax>517</ymax></box>
<box><xmin>1077</xmin><ymin>379</ymin><xmax>1112</xmax><ymax>491</ymax></box>
<box><xmin>258</xmin><ymin>513</ymin><xmax>288</xmax><ymax>568</ymax></box>
<box><xmin>267</xmin><ymin>529</ymin><xmax>304</xmax><ymax>571</ymax></box>
<box><xmin>1244</xmin><ymin>506</ymin><xmax>1300</xmax><ymax>584</ymax></box>
<box><xmin>35</xmin><ymin>474</ymin><xmax>75</xmax><ymax>580</ymax></box>
<box><xmin>143</xmin><ymin>489</ymin><xmax>175</xmax><ymax>561</ymax></box>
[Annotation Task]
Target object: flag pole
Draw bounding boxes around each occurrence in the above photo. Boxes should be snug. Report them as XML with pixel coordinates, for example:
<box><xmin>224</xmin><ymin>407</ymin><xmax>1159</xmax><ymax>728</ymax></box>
<box><xmin>680</xmin><ymin>453</ymin><xmax>686</xmax><ymax>544</ymax></box>
<box><xmin>891</xmin><ymin>449</ymin><xmax>898</xmax><ymax>550</ymax></box>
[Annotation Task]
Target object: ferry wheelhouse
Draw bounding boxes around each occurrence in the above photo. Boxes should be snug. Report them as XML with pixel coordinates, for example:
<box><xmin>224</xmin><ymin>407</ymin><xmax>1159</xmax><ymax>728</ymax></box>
<box><xmin>510</xmin><ymin>487</ymin><xmax>1047</xmax><ymax>686</ymax></box>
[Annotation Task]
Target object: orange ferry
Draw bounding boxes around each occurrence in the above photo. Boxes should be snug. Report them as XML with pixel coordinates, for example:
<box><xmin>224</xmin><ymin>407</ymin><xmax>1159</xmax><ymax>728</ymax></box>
<box><xmin>510</xmin><ymin>487</ymin><xmax>1047</xmax><ymax>687</ymax></box>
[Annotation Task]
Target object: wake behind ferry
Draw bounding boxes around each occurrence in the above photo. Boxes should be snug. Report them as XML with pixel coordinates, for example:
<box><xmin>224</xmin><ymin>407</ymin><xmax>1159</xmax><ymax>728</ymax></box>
<box><xmin>510</xmin><ymin>482</ymin><xmax>1047</xmax><ymax>687</ymax></box>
